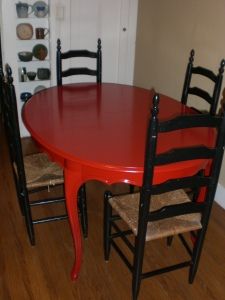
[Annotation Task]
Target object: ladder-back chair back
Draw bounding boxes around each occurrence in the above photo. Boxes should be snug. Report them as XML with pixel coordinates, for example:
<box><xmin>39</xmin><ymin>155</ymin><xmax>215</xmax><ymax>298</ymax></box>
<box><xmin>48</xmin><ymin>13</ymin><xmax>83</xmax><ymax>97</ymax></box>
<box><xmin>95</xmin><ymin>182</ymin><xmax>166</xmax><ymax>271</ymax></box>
<box><xmin>56</xmin><ymin>38</ymin><xmax>102</xmax><ymax>86</ymax></box>
<box><xmin>181</xmin><ymin>49</ymin><xmax>225</xmax><ymax>115</ymax></box>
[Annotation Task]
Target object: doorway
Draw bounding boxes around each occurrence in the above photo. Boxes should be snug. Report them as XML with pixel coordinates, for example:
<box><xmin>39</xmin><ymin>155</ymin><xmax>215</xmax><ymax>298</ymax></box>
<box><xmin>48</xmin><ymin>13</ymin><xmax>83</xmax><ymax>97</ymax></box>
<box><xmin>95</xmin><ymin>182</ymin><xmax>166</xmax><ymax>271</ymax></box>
<box><xmin>51</xmin><ymin>0</ymin><xmax>138</xmax><ymax>85</ymax></box>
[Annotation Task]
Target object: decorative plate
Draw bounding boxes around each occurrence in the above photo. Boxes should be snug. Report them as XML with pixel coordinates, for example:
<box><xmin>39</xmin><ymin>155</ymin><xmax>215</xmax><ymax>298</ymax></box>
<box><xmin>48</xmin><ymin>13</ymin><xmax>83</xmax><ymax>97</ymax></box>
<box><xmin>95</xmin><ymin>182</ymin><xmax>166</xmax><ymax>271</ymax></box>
<box><xmin>34</xmin><ymin>85</ymin><xmax>46</xmax><ymax>94</ymax></box>
<box><xmin>32</xmin><ymin>44</ymin><xmax>48</xmax><ymax>60</ymax></box>
<box><xmin>32</xmin><ymin>1</ymin><xmax>49</xmax><ymax>18</ymax></box>
<box><xmin>16</xmin><ymin>23</ymin><xmax>33</xmax><ymax>40</ymax></box>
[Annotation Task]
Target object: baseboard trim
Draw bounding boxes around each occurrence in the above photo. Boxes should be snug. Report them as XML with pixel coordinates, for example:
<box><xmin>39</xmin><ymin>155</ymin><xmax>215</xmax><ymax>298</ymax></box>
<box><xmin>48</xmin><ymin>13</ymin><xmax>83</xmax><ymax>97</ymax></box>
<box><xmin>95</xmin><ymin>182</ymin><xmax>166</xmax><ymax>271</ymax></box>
<box><xmin>215</xmin><ymin>183</ymin><xmax>225</xmax><ymax>210</ymax></box>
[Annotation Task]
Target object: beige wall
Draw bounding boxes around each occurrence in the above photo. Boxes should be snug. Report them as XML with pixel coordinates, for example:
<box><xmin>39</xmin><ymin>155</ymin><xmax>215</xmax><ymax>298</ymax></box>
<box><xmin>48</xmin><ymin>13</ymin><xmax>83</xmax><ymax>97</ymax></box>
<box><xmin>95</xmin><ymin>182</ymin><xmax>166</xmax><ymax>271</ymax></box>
<box><xmin>134</xmin><ymin>0</ymin><xmax>225</xmax><ymax>189</ymax></box>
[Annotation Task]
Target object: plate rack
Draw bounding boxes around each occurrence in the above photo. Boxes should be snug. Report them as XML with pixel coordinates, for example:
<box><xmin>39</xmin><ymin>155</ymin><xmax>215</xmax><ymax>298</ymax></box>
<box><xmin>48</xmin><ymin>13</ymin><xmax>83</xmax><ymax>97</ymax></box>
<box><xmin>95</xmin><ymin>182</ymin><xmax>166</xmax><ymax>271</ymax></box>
<box><xmin>15</xmin><ymin>0</ymin><xmax>51</xmax><ymax>101</ymax></box>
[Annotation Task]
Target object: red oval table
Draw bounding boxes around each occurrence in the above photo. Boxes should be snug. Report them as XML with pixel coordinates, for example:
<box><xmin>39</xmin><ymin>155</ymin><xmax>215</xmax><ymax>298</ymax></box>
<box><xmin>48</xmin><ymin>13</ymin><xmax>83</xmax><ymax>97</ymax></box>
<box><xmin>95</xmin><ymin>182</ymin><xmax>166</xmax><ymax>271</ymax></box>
<box><xmin>22</xmin><ymin>83</ymin><xmax>215</xmax><ymax>280</ymax></box>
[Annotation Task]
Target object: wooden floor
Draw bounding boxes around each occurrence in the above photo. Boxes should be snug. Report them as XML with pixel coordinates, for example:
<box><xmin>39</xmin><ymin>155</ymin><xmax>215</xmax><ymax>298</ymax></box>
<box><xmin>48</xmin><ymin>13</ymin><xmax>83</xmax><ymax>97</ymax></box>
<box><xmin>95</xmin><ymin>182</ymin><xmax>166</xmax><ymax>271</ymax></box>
<box><xmin>1</xmin><ymin>120</ymin><xmax>225</xmax><ymax>300</ymax></box>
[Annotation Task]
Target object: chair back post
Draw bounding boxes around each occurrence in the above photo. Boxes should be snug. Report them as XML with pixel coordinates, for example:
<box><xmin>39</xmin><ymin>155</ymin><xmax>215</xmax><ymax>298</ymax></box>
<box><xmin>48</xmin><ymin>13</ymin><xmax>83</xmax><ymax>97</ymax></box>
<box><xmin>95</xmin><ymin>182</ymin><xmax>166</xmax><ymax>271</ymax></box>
<box><xmin>207</xmin><ymin>111</ymin><xmax>225</xmax><ymax>201</ymax></box>
<box><xmin>0</xmin><ymin>65</ymin><xmax>4</xmax><ymax>95</ymax></box>
<box><xmin>181</xmin><ymin>49</ymin><xmax>194</xmax><ymax>105</ymax></box>
<box><xmin>132</xmin><ymin>94</ymin><xmax>160</xmax><ymax>295</ymax></box>
<box><xmin>5</xmin><ymin>64</ymin><xmax>27</xmax><ymax>189</ymax></box>
<box><xmin>0</xmin><ymin>66</ymin><xmax>4</xmax><ymax>118</ymax></box>
<box><xmin>190</xmin><ymin>112</ymin><xmax>225</xmax><ymax>281</ymax></box>
<box><xmin>56</xmin><ymin>39</ymin><xmax>62</xmax><ymax>86</ymax></box>
<box><xmin>142</xmin><ymin>94</ymin><xmax>160</xmax><ymax>190</ymax></box>
<box><xmin>138</xmin><ymin>94</ymin><xmax>160</xmax><ymax>235</ymax></box>
<box><xmin>210</xmin><ymin>59</ymin><xmax>225</xmax><ymax>115</ymax></box>
<box><xmin>4</xmin><ymin>64</ymin><xmax>30</xmax><ymax>218</ymax></box>
<box><xmin>97</xmin><ymin>38</ymin><xmax>102</xmax><ymax>83</ymax></box>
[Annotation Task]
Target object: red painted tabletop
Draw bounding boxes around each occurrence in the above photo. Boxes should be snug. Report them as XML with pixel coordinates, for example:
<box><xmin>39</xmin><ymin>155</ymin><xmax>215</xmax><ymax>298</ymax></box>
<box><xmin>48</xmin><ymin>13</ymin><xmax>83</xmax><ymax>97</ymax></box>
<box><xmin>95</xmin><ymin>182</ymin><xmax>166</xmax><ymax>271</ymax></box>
<box><xmin>22</xmin><ymin>83</ymin><xmax>215</xmax><ymax>179</ymax></box>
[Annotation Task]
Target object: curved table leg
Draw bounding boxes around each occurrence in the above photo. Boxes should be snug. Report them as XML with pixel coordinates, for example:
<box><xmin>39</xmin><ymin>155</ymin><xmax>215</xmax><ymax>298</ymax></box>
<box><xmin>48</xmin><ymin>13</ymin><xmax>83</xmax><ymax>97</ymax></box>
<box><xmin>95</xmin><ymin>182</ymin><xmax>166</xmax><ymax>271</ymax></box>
<box><xmin>64</xmin><ymin>168</ymin><xmax>82</xmax><ymax>280</ymax></box>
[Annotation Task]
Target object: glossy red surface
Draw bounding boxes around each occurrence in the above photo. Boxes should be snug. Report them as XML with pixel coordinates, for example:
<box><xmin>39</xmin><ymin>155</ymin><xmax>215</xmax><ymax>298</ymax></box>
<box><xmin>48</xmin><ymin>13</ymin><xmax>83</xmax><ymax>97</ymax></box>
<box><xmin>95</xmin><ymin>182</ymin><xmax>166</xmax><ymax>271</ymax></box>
<box><xmin>23</xmin><ymin>83</ymin><xmax>214</xmax><ymax>182</ymax></box>
<box><xmin>22</xmin><ymin>83</ymin><xmax>215</xmax><ymax>279</ymax></box>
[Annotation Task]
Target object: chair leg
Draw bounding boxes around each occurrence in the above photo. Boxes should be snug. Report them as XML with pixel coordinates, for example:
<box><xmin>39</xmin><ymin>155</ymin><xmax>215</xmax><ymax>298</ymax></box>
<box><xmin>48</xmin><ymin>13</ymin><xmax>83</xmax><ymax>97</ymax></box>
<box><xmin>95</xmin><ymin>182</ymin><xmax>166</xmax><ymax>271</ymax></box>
<box><xmin>104</xmin><ymin>191</ymin><xmax>112</xmax><ymax>261</ymax></box>
<box><xmin>189</xmin><ymin>228</ymin><xmax>206</xmax><ymax>283</ymax></box>
<box><xmin>23</xmin><ymin>191</ymin><xmax>35</xmax><ymax>245</ymax></box>
<box><xmin>12</xmin><ymin>168</ymin><xmax>25</xmax><ymax>215</ymax></box>
<box><xmin>132</xmin><ymin>231</ymin><xmax>147</xmax><ymax>300</ymax></box>
<box><xmin>129</xmin><ymin>184</ymin><xmax>135</xmax><ymax>193</ymax></box>
<box><xmin>16</xmin><ymin>184</ymin><xmax>25</xmax><ymax>215</ymax></box>
<box><xmin>78</xmin><ymin>184</ymin><xmax>88</xmax><ymax>238</ymax></box>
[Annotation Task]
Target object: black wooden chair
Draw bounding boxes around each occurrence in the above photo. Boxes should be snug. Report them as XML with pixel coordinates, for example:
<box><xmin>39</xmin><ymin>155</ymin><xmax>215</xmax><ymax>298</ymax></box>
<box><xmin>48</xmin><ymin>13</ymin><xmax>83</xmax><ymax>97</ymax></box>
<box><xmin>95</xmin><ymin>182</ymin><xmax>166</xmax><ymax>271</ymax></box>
<box><xmin>56</xmin><ymin>38</ymin><xmax>102</xmax><ymax>237</ymax></box>
<box><xmin>3</xmin><ymin>64</ymin><xmax>68</xmax><ymax>245</ymax></box>
<box><xmin>181</xmin><ymin>49</ymin><xmax>225</xmax><ymax>115</ymax></box>
<box><xmin>104</xmin><ymin>93</ymin><xmax>225</xmax><ymax>300</ymax></box>
<box><xmin>56</xmin><ymin>38</ymin><xmax>102</xmax><ymax>85</ymax></box>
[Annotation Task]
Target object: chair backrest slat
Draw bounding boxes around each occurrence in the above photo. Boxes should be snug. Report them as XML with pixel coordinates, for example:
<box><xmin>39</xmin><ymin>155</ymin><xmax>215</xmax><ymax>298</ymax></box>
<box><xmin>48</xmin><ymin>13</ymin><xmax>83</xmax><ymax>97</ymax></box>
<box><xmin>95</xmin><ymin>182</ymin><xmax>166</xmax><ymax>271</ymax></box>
<box><xmin>148</xmin><ymin>201</ymin><xmax>206</xmax><ymax>222</ymax></box>
<box><xmin>151</xmin><ymin>175</ymin><xmax>211</xmax><ymax>195</ymax></box>
<box><xmin>158</xmin><ymin>113</ymin><xmax>221</xmax><ymax>132</ymax></box>
<box><xmin>188</xmin><ymin>87</ymin><xmax>213</xmax><ymax>104</ymax></box>
<box><xmin>192</xmin><ymin>66</ymin><xmax>217</xmax><ymax>82</ymax></box>
<box><xmin>60</xmin><ymin>49</ymin><xmax>98</xmax><ymax>59</ymax></box>
<box><xmin>155</xmin><ymin>146</ymin><xmax>216</xmax><ymax>165</ymax></box>
<box><xmin>62</xmin><ymin>67</ymin><xmax>98</xmax><ymax>78</ymax></box>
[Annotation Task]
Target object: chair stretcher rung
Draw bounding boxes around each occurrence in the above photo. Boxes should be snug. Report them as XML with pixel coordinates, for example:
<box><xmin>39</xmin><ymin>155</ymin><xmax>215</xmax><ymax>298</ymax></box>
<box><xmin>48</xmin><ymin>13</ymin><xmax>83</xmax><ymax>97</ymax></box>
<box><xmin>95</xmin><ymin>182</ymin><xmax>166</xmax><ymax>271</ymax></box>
<box><xmin>30</xmin><ymin>197</ymin><xmax>65</xmax><ymax>206</ymax></box>
<box><xmin>178</xmin><ymin>234</ymin><xmax>193</xmax><ymax>256</ymax></box>
<box><xmin>141</xmin><ymin>261</ymin><xmax>191</xmax><ymax>279</ymax></box>
<box><xmin>111</xmin><ymin>222</ymin><xmax>134</xmax><ymax>252</ymax></box>
<box><xmin>111</xmin><ymin>240</ymin><xmax>133</xmax><ymax>272</ymax></box>
<box><xmin>32</xmin><ymin>214</ymin><xmax>68</xmax><ymax>224</ymax></box>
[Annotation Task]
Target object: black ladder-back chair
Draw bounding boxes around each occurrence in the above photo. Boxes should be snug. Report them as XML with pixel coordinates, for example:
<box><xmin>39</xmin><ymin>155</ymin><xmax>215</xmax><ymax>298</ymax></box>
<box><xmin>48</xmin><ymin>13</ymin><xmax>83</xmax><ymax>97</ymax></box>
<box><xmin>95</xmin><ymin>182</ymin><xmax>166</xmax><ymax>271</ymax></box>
<box><xmin>104</xmin><ymin>93</ymin><xmax>225</xmax><ymax>300</ymax></box>
<box><xmin>3</xmin><ymin>64</ymin><xmax>68</xmax><ymax>245</ymax></box>
<box><xmin>56</xmin><ymin>38</ymin><xmax>102</xmax><ymax>86</ymax></box>
<box><xmin>56</xmin><ymin>38</ymin><xmax>102</xmax><ymax>237</ymax></box>
<box><xmin>181</xmin><ymin>49</ymin><xmax>225</xmax><ymax>115</ymax></box>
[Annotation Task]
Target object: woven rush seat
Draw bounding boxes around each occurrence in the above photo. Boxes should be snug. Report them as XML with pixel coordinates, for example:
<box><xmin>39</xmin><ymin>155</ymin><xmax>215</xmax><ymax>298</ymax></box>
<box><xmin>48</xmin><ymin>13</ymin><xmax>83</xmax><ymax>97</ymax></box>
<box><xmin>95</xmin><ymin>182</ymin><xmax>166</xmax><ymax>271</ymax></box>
<box><xmin>22</xmin><ymin>152</ymin><xmax>64</xmax><ymax>190</ymax></box>
<box><xmin>109</xmin><ymin>189</ymin><xmax>202</xmax><ymax>241</ymax></box>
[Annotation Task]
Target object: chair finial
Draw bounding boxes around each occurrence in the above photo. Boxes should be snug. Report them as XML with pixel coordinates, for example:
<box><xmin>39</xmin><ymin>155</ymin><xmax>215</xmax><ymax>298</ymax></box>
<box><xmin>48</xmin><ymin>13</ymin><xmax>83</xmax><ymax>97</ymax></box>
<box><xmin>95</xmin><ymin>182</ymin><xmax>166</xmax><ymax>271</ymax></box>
<box><xmin>97</xmin><ymin>38</ymin><xmax>101</xmax><ymax>51</ymax></box>
<box><xmin>219</xmin><ymin>59</ymin><xmax>225</xmax><ymax>75</ymax></box>
<box><xmin>152</xmin><ymin>93</ymin><xmax>160</xmax><ymax>118</ymax></box>
<box><xmin>0</xmin><ymin>66</ymin><xmax>3</xmax><ymax>78</ymax></box>
<box><xmin>57</xmin><ymin>38</ymin><xmax>61</xmax><ymax>51</ymax></box>
<box><xmin>189</xmin><ymin>49</ymin><xmax>195</xmax><ymax>64</ymax></box>
<box><xmin>5</xmin><ymin>64</ymin><xmax>13</xmax><ymax>84</ymax></box>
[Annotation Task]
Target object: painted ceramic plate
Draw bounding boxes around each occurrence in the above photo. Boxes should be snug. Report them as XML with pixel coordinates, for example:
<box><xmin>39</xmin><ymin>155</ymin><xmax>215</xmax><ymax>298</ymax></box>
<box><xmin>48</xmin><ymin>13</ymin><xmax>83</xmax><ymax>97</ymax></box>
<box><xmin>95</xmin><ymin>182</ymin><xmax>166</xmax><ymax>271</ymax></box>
<box><xmin>34</xmin><ymin>85</ymin><xmax>46</xmax><ymax>94</ymax></box>
<box><xmin>32</xmin><ymin>44</ymin><xmax>48</xmax><ymax>60</ymax></box>
<box><xmin>16</xmin><ymin>23</ymin><xmax>33</xmax><ymax>40</ymax></box>
<box><xmin>32</xmin><ymin>1</ymin><xmax>49</xmax><ymax>18</ymax></box>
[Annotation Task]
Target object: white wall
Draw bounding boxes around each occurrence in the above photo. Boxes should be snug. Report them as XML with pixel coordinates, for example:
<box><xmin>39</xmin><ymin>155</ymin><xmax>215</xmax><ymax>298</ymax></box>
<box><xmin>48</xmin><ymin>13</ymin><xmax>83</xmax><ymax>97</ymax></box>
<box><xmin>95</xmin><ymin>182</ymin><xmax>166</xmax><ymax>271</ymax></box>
<box><xmin>134</xmin><ymin>0</ymin><xmax>225</xmax><ymax>209</ymax></box>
